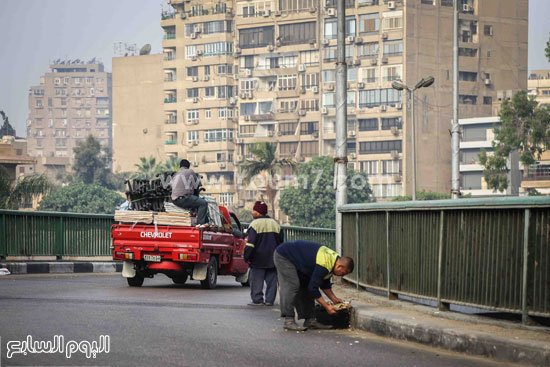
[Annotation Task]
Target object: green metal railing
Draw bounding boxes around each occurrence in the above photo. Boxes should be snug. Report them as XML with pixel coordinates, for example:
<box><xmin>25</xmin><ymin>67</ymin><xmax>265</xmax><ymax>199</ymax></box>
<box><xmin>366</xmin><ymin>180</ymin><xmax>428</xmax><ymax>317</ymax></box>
<box><xmin>1</xmin><ymin>211</ymin><xmax>336</xmax><ymax>259</ymax></box>
<box><xmin>339</xmin><ymin>197</ymin><xmax>550</xmax><ymax>322</ymax></box>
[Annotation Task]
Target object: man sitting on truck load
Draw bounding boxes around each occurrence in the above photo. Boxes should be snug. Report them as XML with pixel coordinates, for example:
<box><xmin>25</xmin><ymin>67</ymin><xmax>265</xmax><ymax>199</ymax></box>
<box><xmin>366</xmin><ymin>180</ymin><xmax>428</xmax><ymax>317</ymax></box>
<box><xmin>273</xmin><ymin>240</ymin><xmax>354</xmax><ymax>331</ymax></box>
<box><xmin>171</xmin><ymin>159</ymin><xmax>208</xmax><ymax>225</ymax></box>
<box><xmin>244</xmin><ymin>201</ymin><xmax>284</xmax><ymax>306</ymax></box>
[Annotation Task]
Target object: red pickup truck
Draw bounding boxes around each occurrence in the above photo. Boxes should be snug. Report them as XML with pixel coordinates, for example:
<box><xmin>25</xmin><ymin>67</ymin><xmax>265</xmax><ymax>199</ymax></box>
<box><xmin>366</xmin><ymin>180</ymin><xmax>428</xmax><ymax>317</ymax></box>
<box><xmin>111</xmin><ymin>207</ymin><xmax>248</xmax><ymax>289</ymax></box>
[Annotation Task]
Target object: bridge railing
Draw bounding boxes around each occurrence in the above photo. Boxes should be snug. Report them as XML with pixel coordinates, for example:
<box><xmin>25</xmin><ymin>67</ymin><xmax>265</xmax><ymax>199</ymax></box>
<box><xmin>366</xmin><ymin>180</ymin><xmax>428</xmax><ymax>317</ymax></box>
<box><xmin>0</xmin><ymin>211</ymin><xmax>336</xmax><ymax>259</ymax></box>
<box><xmin>339</xmin><ymin>197</ymin><xmax>550</xmax><ymax>322</ymax></box>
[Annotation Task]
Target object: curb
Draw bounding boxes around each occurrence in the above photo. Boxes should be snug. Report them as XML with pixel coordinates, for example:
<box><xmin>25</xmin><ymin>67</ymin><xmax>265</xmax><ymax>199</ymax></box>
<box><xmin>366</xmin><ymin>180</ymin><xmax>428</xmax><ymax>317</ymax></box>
<box><xmin>0</xmin><ymin>262</ymin><xmax>123</xmax><ymax>275</ymax></box>
<box><xmin>352</xmin><ymin>306</ymin><xmax>550</xmax><ymax>366</ymax></box>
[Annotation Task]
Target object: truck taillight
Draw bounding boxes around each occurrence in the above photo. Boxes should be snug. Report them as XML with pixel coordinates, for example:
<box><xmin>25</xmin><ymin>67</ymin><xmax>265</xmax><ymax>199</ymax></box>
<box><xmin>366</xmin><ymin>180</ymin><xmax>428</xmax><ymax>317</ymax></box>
<box><xmin>179</xmin><ymin>253</ymin><xmax>197</xmax><ymax>261</ymax></box>
<box><xmin>116</xmin><ymin>252</ymin><xmax>134</xmax><ymax>260</ymax></box>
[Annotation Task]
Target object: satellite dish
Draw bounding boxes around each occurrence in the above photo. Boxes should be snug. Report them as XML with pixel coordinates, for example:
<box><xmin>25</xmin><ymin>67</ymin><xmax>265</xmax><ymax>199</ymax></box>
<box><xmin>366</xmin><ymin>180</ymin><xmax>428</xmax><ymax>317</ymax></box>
<box><xmin>140</xmin><ymin>44</ymin><xmax>152</xmax><ymax>55</ymax></box>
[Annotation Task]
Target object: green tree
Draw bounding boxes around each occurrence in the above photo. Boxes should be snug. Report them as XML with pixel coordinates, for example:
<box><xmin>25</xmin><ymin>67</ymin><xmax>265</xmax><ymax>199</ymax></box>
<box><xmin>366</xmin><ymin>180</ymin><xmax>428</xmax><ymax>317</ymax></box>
<box><xmin>0</xmin><ymin>111</ymin><xmax>16</xmax><ymax>137</ymax></box>
<box><xmin>279</xmin><ymin>156</ymin><xmax>372</xmax><ymax>228</ymax></box>
<box><xmin>393</xmin><ymin>190</ymin><xmax>451</xmax><ymax>201</ymax></box>
<box><xmin>479</xmin><ymin>90</ymin><xmax>550</xmax><ymax>192</ymax></box>
<box><xmin>131</xmin><ymin>156</ymin><xmax>162</xmax><ymax>180</ymax></box>
<box><xmin>234</xmin><ymin>208</ymin><xmax>253</xmax><ymax>223</ymax></box>
<box><xmin>0</xmin><ymin>169</ymin><xmax>53</xmax><ymax>209</ymax></box>
<box><xmin>72</xmin><ymin>135</ymin><xmax>116</xmax><ymax>188</ymax></box>
<box><xmin>546</xmin><ymin>34</ymin><xmax>550</xmax><ymax>62</ymax></box>
<box><xmin>39</xmin><ymin>182</ymin><xmax>124</xmax><ymax>214</ymax></box>
<box><xmin>238</xmin><ymin>142</ymin><xmax>294</xmax><ymax>219</ymax></box>
<box><xmin>159</xmin><ymin>156</ymin><xmax>180</xmax><ymax>173</ymax></box>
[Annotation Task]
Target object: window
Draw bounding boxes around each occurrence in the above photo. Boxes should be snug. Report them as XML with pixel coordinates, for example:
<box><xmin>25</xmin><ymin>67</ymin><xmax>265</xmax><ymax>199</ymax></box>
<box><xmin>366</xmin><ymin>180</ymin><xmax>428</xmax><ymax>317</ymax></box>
<box><xmin>204</xmin><ymin>129</ymin><xmax>234</xmax><ymax>142</ymax></box>
<box><xmin>359</xmin><ymin>140</ymin><xmax>402</xmax><ymax>154</ymax></box>
<box><xmin>219</xmin><ymin>108</ymin><xmax>234</xmax><ymax>120</ymax></box>
<box><xmin>219</xmin><ymin>193</ymin><xmax>234</xmax><ymax>206</ymax></box>
<box><xmin>300</xmin><ymin>121</ymin><xmax>318</xmax><ymax>135</ymax></box>
<box><xmin>278</xmin><ymin>75</ymin><xmax>297</xmax><ymax>91</ymax></box>
<box><xmin>86</xmin><ymin>77</ymin><xmax>94</xmax><ymax>84</ymax></box>
<box><xmin>461</xmin><ymin>149</ymin><xmax>482</xmax><ymax>164</ymax></box>
<box><xmin>240</xmin><ymin>55</ymin><xmax>255</xmax><ymax>70</ymax></box>
<box><xmin>359</xmin><ymin>88</ymin><xmax>402</xmax><ymax>107</ymax></box>
<box><xmin>359</xmin><ymin>13</ymin><xmax>379</xmax><ymax>34</ymax></box>
<box><xmin>323</xmin><ymin>70</ymin><xmax>335</xmax><ymax>83</ymax></box>
<box><xmin>240</xmin><ymin>125</ymin><xmax>257</xmax><ymax>136</ymax></box>
<box><xmin>203</xmin><ymin>42</ymin><xmax>233</xmax><ymax>56</ymax></box>
<box><xmin>383</xmin><ymin>12</ymin><xmax>403</xmax><ymax>30</ymax></box>
<box><xmin>241</xmin><ymin>1</ymin><xmax>272</xmax><ymax>17</ymax></box>
<box><xmin>259</xmin><ymin>101</ymin><xmax>273</xmax><ymax>114</ymax></box>
<box><xmin>54</xmin><ymin>78</ymin><xmax>61</xmax><ymax>85</ymax></box>
<box><xmin>348</xmin><ymin>91</ymin><xmax>356</xmax><ymax>108</ymax></box>
<box><xmin>186</xmin><ymin>45</ymin><xmax>198</xmax><ymax>59</ymax></box>
<box><xmin>459</xmin><ymin>48</ymin><xmax>478</xmax><ymax>57</ymax></box>
<box><xmin>240</xmin><ymin>103</ymin><xmax>257</xmax><ymax>116</ymax></box>
<box><xmin>300</xmin><ymin>50</ymin><xmax>320</xmax><ymax>66</ymax></box>
<box><xmin>359</xmin><ymin>118</ymin><xmax>378</xmax><ymax>131</ymax></box>
<box><xmin>348</xmin><ymin>68</ymin><xmax>357</xmax><ymax>81</ymax></box>
<box><xmin>421</xmin><ymin>0</ymin><xmax>434</xmax><ymax>4</ymax></box>
<box><xmin>325</xmin><ymin>0</ymin><xmax>355</xmax><ymax>8</ymax></box>
<box><xmin>73</xmin><ymin>77</ymin><xmax>81</xmax><ymax>85</ymax></box>
<box><xmin>187</xmin><ymin>109</ymin><xmax>199</xmax><ymax>122</ymax></box>
<box><xmin>279</xmin><ymin>22</ymin><xmax>316</xmax><ymax>45</ymax></box>
<box><xmin>187</xmin><ymin>67</ymin><xmax>198</xmax><ymax>77</ymax></box>
<box><xmin>384</xmin><ymin>40</ymin><xmax>403</xmax><ymax>56</ymax></box>
<box><xmin>279</xmin><ymin>100</ymin><xmax>297</xmax><ymax>113</ymax></box>
<box><xmin>441</xmin><ymin>0</ymin><xmax>453</xmax><ymax>6</ymax></box>
<box><xmin>279</xmin><ymin>0</ymin><xmax>315</xmax><ymax>12</ymax></box>
<box><xmin>461</xmin><ymin>172</ymin><xmax>483</xmax><ymax>190</ymax></box>
<box><xmin>217</xmin><ymin>64</ymin><xmax>233</xmax><ymax>75</ymax></box>
<box><xmin>462</xmin><ymin>125</ymin><xmax>488</xmax><ymax>142</ymax></box>
<box><xmin>484</xmin><ymin>25</ymin><xmax>493</xmax><ymax>36</ymax></box>
<box><xmin>204</xmin><ymin>87</ymin><xmax>215</xmax><ymax>98</ymax></box>
<box><xmin>300</xmin><ymin>99</ymin><xmax>319</xmax><ymax>111</ymax></box>
<box><xmin>35</xmin><ymin>99</ymin><xmax>43</xmax><ymax>108</ymax></box>
<box><xmin>382</xmin><ymin>65</ymin><xmax>402</xmax><ymax>82</ymax></box>
<box><xmin>217</xmin><ymin>86</ymin><xmax>235</xmax><ymax>98</ymax></box>
<box><xmin>279</xmin><ymin>122</ymin><xmax>297</xmax><ymax>135</ymax></box>
<box><xmin>240</xmin><ymin>79</ymin><xmax>256</xmax><ymax>91</ymax></box>
<box><xmin>204</xmin><ymin>65</ymin><xmax>210</xmax><ymax>76</ymax></box>
<box><xmin>302</xmin><ymin>73</ymin><xmax>319</xmax><ymax>89</ymax></box>
<box><xmin>323</xmin><ymin>93</ymin><xmax>335</xmax><ymax>108</ymax></box>
<box><xmin>187</xmin><ymin>88</ymin><xmax>199</xmax><ymax>98</ymax></box>
<box><xmin>280</xmin><ymin>142</ymin><xmax>298</xmax><ymax>157</ymax></box>
<box><xmin>359</xmin><ymin>160</ymin><xmax>379</xmax><ymax>176</ymax></box>
<box><xmin>371</xmin><ymin>184</ymin><xmax>402</xmax><ymax>198</ymax></box>
<box><xmin>459</xmin><ymin>71</ymin><xmax>477</xmax><ymax>81</ymax></box>
<box><xmin>239</xmin><ymin>26</ymin><xmax>274</xmax><ymax>49</ymax></box>
<box><xmin>358</xmin><ymin>42</ymin><xmax>379</xmax><ymax>57</ymax></box>
<box><xmin>459</xmin><ymin>94</ymin><xmax>477</xmax><ymax>105</ymax></box>
<box><xmin>324</xmin><ymin>17</ymin><xmax>355</xmax><ymax>40</ymax></box>
<box><xmin>323</xmin><ymin>45</ymin><xmax>354</xmax><ymax>62</ymax></box>
<box><xmin>187</xmin><ymin>131</ymin><xmax>200</xmax><ymax>144</ymax></box>
<box><xmin>301</xmin><ymin>141</ymin><xmax>318</xmax><ymax>156</ymax></box>
<box><xmin>63</xmin><ymin>77</ymin><xmax>69</xmax><ymax>84</ymax></box>
<box><xmin>205</xmin><ymin>109</ymin><xmax>211</xmax><ymax>119</ymax></box>
<box><xmin>362</xmin><ymin>67</ymin><xmax>378</xmax><ymax>83</ymax></box>
<box><xmin>203</xmin><ymin>20</ymin><xmax>233</xmax><ymax>34</ymax></box>
<box><xmin>381</xmin><ymin>117</ymin><xmax>402</xmax><ymax>130</ymax></box>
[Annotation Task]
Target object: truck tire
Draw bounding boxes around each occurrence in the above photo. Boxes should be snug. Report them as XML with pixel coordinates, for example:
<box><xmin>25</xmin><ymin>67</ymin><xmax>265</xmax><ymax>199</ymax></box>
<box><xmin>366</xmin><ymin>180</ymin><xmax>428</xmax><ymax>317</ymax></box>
<box><xmin>200</xmin><ymin>257</ymin><xmax>218</xmax><ymax>289</ymax></box>
<box><xmin>127</xmin><ymin>274</ymin><xmax>144</xmax><ymax>287</ymax></box>
<box><xmin>172</xmin><ymin>273</ymin><xmax>188</xmax><ymax>285</ymax></box>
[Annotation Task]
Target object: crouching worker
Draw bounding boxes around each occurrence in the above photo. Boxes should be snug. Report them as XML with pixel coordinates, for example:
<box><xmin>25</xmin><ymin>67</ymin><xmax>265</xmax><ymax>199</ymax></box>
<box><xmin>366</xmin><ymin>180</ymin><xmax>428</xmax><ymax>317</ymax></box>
<box><xmin>273</xmin><ymin>240</ymin><xmax>354</xmax><ymax>331</ymax></box>
<box><xmin>170</xmin><ymin>159</ymin><xmax>208</xmax><ymax>225</ymax></box>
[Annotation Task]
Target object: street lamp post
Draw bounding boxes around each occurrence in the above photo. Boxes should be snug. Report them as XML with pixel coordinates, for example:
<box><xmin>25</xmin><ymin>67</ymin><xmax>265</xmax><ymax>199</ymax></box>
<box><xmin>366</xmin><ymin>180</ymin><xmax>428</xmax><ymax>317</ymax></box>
<box><xmin>392</xmin><ymin>76</ymin><xmax>435</xmax><ymax>201</ymax></box>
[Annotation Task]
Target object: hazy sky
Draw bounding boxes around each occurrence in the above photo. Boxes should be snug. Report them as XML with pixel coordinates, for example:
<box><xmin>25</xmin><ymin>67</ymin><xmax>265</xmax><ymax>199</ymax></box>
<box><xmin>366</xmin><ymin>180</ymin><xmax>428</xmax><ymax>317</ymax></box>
<box><xmin>1</xmin><ymin>0</ymin><xmax>549</xmax><ymax>136</ymax></box>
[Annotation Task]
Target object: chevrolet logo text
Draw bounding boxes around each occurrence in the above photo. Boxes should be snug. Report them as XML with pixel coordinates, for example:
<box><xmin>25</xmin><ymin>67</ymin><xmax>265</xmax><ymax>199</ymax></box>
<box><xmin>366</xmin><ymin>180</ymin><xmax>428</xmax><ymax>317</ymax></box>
<box><xmin>140</xmin><ymin>231</ymin><xmax>172</xmax><ymax>239</ymax></box>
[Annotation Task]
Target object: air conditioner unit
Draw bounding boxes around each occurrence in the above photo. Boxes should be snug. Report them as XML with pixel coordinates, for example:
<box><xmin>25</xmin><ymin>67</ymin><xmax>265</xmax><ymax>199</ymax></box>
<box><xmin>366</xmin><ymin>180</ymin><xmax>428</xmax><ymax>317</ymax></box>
<box><xmin>321</xmin><ymin>107</ymin><xmax>328</xmax><ymax>115</ymax></box>
<box><xmin>274</xmin><ymin>10</ymin><xmax>282</xmax><ymax>17</ymax></box>
<box><xmin>229</xmin><ymin>97</ymin><xmax>237</xmax><ymax>105</ymax></box>
<box><xmin>391</xmin><ymin>126</ymin><xmax>399</xmax><ymax>135</ymax></box>
<box><xmin>347</xmin><ymin>36</ymin><xmax>355</xmax><ymax>43</ymax></box>
<box><xmin>298</xmin><ymin>109</ymin><xmax>306</xmax><ymax>116</ymax></box>
<box><xmin>325</xmin><ymin>83</ymin><xmax>334</xmax><ymax>91</ymax></box>
<box><xmin>204</xmin><ymin>75</ymin><xmax>210</xmax><ymax>81</ymax></box>
<box><xmin>192</xmin><ymin>141</ymin><xmax>198</xmax><ymax>146</ymax></box>
<box><xmin>181</xmin><ymin>13</ymin><xmax>187</xmax><ymax>19</ymax></box>
<box><xmin>235</xmin><ymin>47</ymin><xmax>241</xmax><ymax>54</ymax></box>
<box><xmin>391</xmin><ymin>150</ymin><xmax>399</xmax><ymax>159</ymax></box>
<box><xmin>195</xmin><ymin>26</ymin><xmax>202</xmax><ymax>34</ymax></box>
<box><xmin>463</xmin><ymin>4</ymin><xmax>472</xmax><ymax>12</ymax></box>
<box><xmin>388</xmin><ymin>1</ymin><xmax>396</xmax><ymax>10</ymax></box>
<box><xmin>312</xmin><ymin>131</ymin><xmax>319</xmax><ymax>138</ymax></box>
<box><xmin>219</xmin><ymin>163</ymin><xmax>226</xmax><ymax>169</ymax></box>
<box><xmin>382</xmin><ymin>57</ymin><xmax>388</xmax><ymax>64</ymax></box>
<box><xmin>396</xmin><ymin>103</ymin><xmax>402</xmax><ymax>110</ymax></box>
<box><xmin>191</xmin><ymin>56</ymin><xmax>197</xmax><ymax>61</ymax></box>
<box><xmin>298</xmin><ymin>64</ymin><xmax>306</xmax><ymax>72</ymax></box>
<box><xmin>382</xmin><ymin>32</ymin><xmax>388</xmax><ymax>40</ymax></box>
<box><xmin>197</xmin><ymin>50</ymin><xmax>203</xmax><ymax>56</ymax></box>
<box><xmin>193</xmin><ymin>120</ymin><xmax>199</xmax><ymax>125</ymax></box>
<box><xmin>193</xmin><ymin>161</ymin><xmax>199</xmax><ymax>167</ymax></box>
<box><xmin>267</xmin><ymin>44</ymin><xmax>274</xmax><ymax>52</ymax></box>
<box><xmin>240</xmin><ymin>92</ymin><xmax>247</xmax><ymax>99</ymax></box>
<box><xmin>244</xmin><ymin>115</ymin><xmax>251</xmax><ymax>121</ymax></box>
<box><xmin>485</xmin><ymin>79</ymin><xmax>492</xmax><ymax>86</ymax></box>
<box><xmin>312</xmin><ymin>86</ymin><xmax>319</xmax><ymax>94</ymax></box>
<box><xmin>353</xmin><ymin>59</ymin><xmax>361</xmax><ymax>66</ymax></box>
<box><xmin>267</xmin><ymin>130</ymin><xmax>274</xmax><ymax>137</ymax></box>
<box><xmin>370</xmin><ymin>58</ymin><xmax>378</xmax><ymax>66</ymax></box>
<box><xmin>244</xmin><ymin>69</ymin><xmax>252</xmax><ymax>77</ymax></box>
<box><xmin>191</xmin><ymin>33</ymin><xmax>197</xmax><ymax>39</ymax></box>
<box><xmin>357</xmin><ymin>82</ymin><xmax>365</xmax><ymax>89</ymax></box>
<box><xmin>192</xmin><ymin>76</ymin><xmax>198</xmax><ymax>82</ymax></box>
<box><xmin>236</xmin><ymin>155</ymin><xmax>243</xmax><ymax>163</ymax></box>
<box><xmin>350</xmin><ymin>153</ymin><xmax>357</xmax><ymax>160</ymax></box>
<box><xmin>355</xmin><ymin>37</ymin><xmax>363</xmax><ymax>44</ymax></box>
<box><xmin>245</xmin><ymin>92</ymin><xmax>253</xmax><ymax>99</ymax></box>
<box><xmin>309</xmin><ymin>7</ymin><xmax>316</xmax><ymax>13</ymax></box>
<box><xmin>262</xmin><ymin>10</ymin><xmax>271</xmax><ymax>17</ymax></box>
<box><xmin>193</xmin><ymin>97</ymin><xmax>199</xmax><ymax>103</ymax></box>
<box><xmin>327</xmin><ymin>8</ymin><xmax>336</xmax><ymax>17</ymax></box>
<box><xmin>393</xmin><ymin>174</ymin><xmax>402</xmax><ymax>182</ymax></box>
<box><xmin>322</xmin><ymin>39</ymin><xmax>329</xmax><ymax>45</ymax></box>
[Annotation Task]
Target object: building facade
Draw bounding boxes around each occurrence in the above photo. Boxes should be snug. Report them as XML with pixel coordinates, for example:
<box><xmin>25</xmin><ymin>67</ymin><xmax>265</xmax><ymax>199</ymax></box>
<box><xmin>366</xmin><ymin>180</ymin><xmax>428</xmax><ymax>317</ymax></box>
<box><xmin>161</xmin><ymin>0</ymin><xmax>528</xmax><ymax>207</ymax></box>
<box><xmin>26</xmin><ymin>61</ymin><xmax>112</xmax><ymax>175</ymax></box>
<box><xmin>112</xmin><ymin>54</ymin><xmax>166</xmax><ymax>173</ymax></box>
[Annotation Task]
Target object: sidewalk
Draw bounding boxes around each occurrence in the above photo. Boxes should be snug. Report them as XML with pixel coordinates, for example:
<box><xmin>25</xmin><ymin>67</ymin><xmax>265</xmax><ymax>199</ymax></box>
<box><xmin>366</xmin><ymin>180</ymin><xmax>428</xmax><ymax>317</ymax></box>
<box><xmin>333</xmin><ymin>281</ymin><xmax>550</xmax><ymax>366</ymax></box>
<box><xmin>0</xmin><ymin>260</ymin><xmax>122</xmax><ymax>274</ymax></box>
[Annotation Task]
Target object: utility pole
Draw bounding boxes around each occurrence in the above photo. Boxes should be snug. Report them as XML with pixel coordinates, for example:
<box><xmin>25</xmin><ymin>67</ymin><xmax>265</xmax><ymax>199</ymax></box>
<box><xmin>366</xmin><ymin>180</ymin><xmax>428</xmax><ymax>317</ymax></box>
<box><xmin>334</xmin><ymin>0</ymin><xmax>348</xmax><ymax>255</ymax></box>
<box><xmin>451</xmin><ymin>0</ymin><xmax>461</xmax><ymax>199</ymax></box>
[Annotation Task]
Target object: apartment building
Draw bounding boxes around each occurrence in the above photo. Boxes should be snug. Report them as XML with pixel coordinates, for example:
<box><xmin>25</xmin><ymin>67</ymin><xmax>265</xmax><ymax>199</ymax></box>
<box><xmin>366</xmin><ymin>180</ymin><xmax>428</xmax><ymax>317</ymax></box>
<box><xmin>162</xmin><ymin>0</ymin><xmax>527</xmax><ymax>206</ymax></box>
<box><xmin>112</xmin><ymin>54</ymin><xmax>166</xmax><ymax>173</ymax></box>
<box><xmin>27</xmin><ymin>61</ymin><xmax>112</xmax><ymax>176</ymax></box>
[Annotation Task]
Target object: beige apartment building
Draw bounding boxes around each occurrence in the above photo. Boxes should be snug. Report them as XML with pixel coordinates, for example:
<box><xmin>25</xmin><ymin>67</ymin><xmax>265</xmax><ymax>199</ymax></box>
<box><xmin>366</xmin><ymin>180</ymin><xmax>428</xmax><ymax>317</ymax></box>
<box><xmin>161</xmin><ymin>0</ymin><xmax>527</xmax><ymax>207</ymax></box>
<box><xmin>112</xmin><ymin>54</ymin><xmax>166</xmax><ymax>173</ymax></box>
<box><xmin>27</xmin><ymin>61</ymin><xmax>112</xmax><ymax>179</ymax></box>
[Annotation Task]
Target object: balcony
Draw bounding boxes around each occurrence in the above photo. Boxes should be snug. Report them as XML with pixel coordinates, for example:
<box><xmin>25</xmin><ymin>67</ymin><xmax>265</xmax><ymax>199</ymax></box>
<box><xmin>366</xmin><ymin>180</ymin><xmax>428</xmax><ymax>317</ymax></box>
<box><xmin>165</xmin><ymin>117</ymin><xmax>177</xmax><ymax>124</ymax></box>
<box><xmin>525</xmin><ymin>166</ymin><xmax>550</xmax><ymax>181</ymax></box>
<box><xmin>165</xmin><ymin>140</ymin><xmax>177</xmax><ymax>145</ymax></box>
<box><xmin>164</xmin><ymin>55</ymin><xmax>176</xmax><ymax>61</ymax></box>
<box><xmin>161</xmin><ymin>12</ymin><xmax>175</xmax><ymax>20</ymax></box>
<box><xmin>163</xmin><ymin>34</ymin><xmax>176</xmax><ymax>40</ymax></box>
<box><xmin>250</xmin><ymin>113</ymin><xmax>274</xmax><ymax>122</ymax></box>
<box><xmin>164</xmin><ymin>97</ymin><xmax>177</xmax><ymax>103</ymax></box>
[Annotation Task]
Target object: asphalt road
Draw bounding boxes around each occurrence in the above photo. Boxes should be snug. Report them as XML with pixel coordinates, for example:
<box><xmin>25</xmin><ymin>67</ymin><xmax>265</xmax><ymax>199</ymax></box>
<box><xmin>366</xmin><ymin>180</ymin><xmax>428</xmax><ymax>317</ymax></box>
<box><xmin>0</xmin><ymin>273</ymin><xmax>516</xmax><ymax>367</ymax></box>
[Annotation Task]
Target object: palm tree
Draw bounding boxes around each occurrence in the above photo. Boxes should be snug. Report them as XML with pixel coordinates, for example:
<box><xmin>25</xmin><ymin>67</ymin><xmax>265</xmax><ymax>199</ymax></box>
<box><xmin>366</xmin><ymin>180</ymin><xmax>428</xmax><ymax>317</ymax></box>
<box><xmin>159</xmin><ymin>156</ymin><xmax>180</xmax><ymax>173</ymax></box>
<box><xmin>238</xmin><ymin>142</ymin><xmax>294</xmax><ymax>219</ymax></box>
<box><xmin>131</xmin><ymin>156</ymin><xmax>161</xmax><ymax>180</ymax></box>
<box><xmin>0</xmin><ymin>172</ymin><xmax>53</xmax><ymax>209</ymax></box>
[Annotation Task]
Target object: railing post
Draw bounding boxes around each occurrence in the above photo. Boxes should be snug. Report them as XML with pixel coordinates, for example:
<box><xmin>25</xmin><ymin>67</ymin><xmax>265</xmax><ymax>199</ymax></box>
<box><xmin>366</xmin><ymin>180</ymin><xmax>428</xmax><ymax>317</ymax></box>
<box><xmin>355</xmin><ymin>212</ymin><xmax>359</xmax><ymax>289</ymax></box>
<box><xmin>1</xmin><ymin>213</ymin><xmax>7</xmax><ymax>260</ymax></box>
<box><xmin>522</xmin><ymin>208</ymin><xmax>533</xmax><ymax>325</ymax></box>
<box><xmin>437</xmin><ymin>210</ymin><xmax>450</xmax><ymax>311</ymax></box>
<box><xmin>56</xmin><ymin>216</ymin><xmax>64</xmax><ymax>260</ymax></box>
<box><xmin>386</xmin><ymin>211</ymin><xmax>397</xmax><ymax>300</ymax></box>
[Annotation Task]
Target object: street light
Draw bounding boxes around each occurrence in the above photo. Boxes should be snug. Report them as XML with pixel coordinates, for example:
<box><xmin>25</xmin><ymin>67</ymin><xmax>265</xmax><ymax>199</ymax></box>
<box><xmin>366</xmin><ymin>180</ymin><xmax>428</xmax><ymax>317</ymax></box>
<box><xmin>392</xmin><ymin>76</ymin><xmax>435</xmax><ymax>201</ymax></box>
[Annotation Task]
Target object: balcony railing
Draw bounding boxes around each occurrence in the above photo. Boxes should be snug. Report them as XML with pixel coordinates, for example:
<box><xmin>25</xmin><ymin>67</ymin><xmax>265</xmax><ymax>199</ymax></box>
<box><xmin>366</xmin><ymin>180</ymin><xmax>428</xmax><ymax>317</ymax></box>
<box><xmin>164</xmin><ymin>97</ymin><xmax>177</xmax><ymax>103</ymax></box>
<box><xmin>163</xmin><ymin>34</ymin><xmax>176</xmax><ymax>40</ymax></box>
<box><xmin>525</xmin><ymin>167</ymin><xmax>550</xmax><ymax>181</ymax></box>
<box><xmin>161</xmin><ymin>12</ymin><xmax>175</xmax><ymax>20</ymax></box>
<box><xmin>165</xmin><ymin>140</ymin><xmax>177</xmax><ymax>145</ymax></box>
<box><xmin>165</xmin><ymin>118</ymin><xmax>177</xmax><ymax>124</ymax></box>
<box><xmin>164</xmin><ymin>55</ymin><xmax>176</xmax><ymax>61</ymax></box>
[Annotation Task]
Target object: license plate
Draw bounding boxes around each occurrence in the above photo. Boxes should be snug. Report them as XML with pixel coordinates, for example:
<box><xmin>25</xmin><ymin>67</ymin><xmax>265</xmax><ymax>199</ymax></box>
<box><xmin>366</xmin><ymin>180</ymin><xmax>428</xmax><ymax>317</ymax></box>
<box><xmin>143</xmin><ymin>255</ymin><xmax>161</xmax><ymax>262</ymax></box>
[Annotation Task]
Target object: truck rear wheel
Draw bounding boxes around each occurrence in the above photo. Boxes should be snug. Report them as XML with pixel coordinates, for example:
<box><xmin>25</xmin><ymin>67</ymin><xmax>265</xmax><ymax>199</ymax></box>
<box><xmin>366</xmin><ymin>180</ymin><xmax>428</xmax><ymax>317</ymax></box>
<box><xmin>127</xmin><ymin>274</ymin><xmax>144</xmax><ymax>287</ymax></box>
<box><xmin>200</xmin><ymin>257</ymin><xmax>218</xmax><ymax>289</ymax></box>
